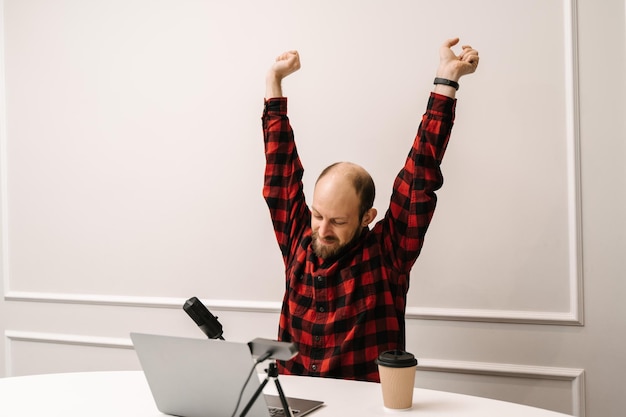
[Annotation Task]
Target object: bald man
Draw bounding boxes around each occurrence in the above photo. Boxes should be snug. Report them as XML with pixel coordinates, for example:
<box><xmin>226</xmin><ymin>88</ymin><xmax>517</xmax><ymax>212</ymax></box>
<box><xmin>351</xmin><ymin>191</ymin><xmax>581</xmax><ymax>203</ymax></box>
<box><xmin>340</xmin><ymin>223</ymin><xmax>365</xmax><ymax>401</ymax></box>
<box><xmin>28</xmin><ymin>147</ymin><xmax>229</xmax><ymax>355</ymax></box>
<box><xmin>262</xmin><ymin>39</ymin><xmax>479</xmax><ymax>382</ymax></box>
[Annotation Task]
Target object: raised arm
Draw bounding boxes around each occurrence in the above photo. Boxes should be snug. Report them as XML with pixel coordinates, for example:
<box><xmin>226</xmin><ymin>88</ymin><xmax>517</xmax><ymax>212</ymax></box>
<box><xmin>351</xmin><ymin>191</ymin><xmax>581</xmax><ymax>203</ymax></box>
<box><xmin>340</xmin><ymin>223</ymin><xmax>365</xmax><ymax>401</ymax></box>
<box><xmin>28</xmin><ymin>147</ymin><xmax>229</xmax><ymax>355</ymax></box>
<box><xmin>265</xmin><ymin>50</ymin><xmax>301</xmax><ymax>99</ymax></box>
<box><xmin>381</xmin><ymin>38</ymin><xmax>479</xmax><ymax>273</ymax></box>
<box><xmin>263</xmin><ymin>50</ymin><xmax>310</xmax><ymax>265</ymax></box>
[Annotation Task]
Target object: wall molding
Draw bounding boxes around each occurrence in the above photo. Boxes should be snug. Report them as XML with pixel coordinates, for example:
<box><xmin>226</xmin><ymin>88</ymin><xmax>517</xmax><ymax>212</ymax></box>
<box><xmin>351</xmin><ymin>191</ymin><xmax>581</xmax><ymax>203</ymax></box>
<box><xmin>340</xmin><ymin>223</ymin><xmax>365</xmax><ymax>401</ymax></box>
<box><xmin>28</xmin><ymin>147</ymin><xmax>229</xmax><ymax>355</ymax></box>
<box><xmin>5</xmin><ymin>330</ymin><xmax>133</xmax><ymax>349</ymax></box>
<box><xmin>563</xmin><ymin>0</ymin><xmax>584</xmax><ymax>327</ymax></box>
<box><xmin>417</xmin><ymin>358</ymin><xmax>586</xmax><ymax>417</ymax></box>
<box><xmin>0</xmin><ymin>2</ymin><xmax>584</xmax><ymax>327</ymax></box>
<box><xmin>408</xmin><ymin>0</ymin><xmax>584</xmax><ymax>327</ymax></box>
<box><xmin>4</xmin><ymin>330</ymin><xmax>134</xmax><ymax>377</ymax></box>
<box><xmin>5</xmin><ymin>290</ymin><xmax>584</xmax><ymax>326</ymax></box>
<box><xmin>418</xmin><ymin>357</ymin><xmax>584</xmax><ymax>381</ymax></box>
<box><xmin>4</xmin><ymin>290</ymin><xmax>283</xmax><ymax>312</ymax></box>
<box><xmin>406</xmin><ymin>306</ymin><xmax>582</xmax><ymax>326</ymax></box>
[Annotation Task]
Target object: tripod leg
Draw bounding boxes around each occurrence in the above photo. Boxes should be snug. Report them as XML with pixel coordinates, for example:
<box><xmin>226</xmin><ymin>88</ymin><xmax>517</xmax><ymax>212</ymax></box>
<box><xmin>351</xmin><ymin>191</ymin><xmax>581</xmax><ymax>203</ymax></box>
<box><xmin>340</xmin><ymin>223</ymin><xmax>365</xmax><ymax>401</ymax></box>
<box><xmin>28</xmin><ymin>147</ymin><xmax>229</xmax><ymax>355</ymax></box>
<box><xmin>273</xmin><ymin>377</ymin><xmax>293</xmax><ymax>417</ymax></box>
<box><xmin>239</xmin><ymin>375</ymin><xmax>270</xmax><ymax>417</ymax></box>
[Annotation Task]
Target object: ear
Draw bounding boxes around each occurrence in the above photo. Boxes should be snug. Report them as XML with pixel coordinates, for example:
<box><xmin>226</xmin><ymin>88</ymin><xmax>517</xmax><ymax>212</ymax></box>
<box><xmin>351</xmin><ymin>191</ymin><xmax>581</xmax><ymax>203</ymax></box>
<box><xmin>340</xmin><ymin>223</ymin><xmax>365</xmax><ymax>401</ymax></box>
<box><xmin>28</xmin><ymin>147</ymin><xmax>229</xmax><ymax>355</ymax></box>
<box><xmin>361</xmin><ymin>208</ymin><xmax>378</xmax><ymax>227</ymax></box>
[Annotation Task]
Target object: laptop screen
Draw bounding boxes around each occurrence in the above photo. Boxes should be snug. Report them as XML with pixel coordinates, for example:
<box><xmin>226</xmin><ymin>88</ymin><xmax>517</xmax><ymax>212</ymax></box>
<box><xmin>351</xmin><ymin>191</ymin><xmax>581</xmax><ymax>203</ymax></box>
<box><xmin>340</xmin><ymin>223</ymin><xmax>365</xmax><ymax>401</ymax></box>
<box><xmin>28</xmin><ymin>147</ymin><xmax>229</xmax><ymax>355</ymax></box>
<box><xmin>131</xmin><ymin>333</ymin><xmax>270</xmax><ymax>417</ymax></box>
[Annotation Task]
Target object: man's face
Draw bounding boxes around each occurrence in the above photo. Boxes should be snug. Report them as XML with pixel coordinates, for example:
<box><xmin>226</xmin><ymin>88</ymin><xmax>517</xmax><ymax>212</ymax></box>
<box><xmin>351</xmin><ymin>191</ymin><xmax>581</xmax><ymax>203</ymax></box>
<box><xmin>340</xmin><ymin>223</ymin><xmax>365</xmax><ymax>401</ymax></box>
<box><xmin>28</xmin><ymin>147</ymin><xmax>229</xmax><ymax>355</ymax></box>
<box><xmin>311</xmin><ymin>175</ymin><xmax>363</xmax><ymax>259</ymax></box>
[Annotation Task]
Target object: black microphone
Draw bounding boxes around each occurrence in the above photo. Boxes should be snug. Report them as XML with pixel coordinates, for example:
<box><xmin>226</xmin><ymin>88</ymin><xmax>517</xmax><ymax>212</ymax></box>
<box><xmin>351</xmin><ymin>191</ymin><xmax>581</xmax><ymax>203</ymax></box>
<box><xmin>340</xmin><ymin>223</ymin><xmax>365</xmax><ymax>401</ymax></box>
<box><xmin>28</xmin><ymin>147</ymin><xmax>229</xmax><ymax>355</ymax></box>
<box><xmin>183</xmin><ymin>296</ymin><xmax>224</xmax><ymax>340</ymax></box>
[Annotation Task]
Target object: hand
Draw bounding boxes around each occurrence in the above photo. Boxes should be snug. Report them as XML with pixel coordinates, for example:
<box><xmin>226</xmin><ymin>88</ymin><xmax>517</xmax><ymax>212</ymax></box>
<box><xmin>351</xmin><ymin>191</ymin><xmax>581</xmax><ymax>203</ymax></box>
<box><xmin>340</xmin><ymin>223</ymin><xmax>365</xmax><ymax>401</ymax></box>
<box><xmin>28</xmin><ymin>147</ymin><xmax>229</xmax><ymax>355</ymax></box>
<box><xmin>269</xmin><ymin>50</ymin><xmax>301</xmax><ymax>81</ymax></box>
<box><xmin>266</xmin><ymin>50</ymin><xmax>301</xmax><ymax>99</ymax></box>
<box><xmin>436</xmin><ymin>38</ymin><xmax>479</xmax><ymax>82</ymax></box>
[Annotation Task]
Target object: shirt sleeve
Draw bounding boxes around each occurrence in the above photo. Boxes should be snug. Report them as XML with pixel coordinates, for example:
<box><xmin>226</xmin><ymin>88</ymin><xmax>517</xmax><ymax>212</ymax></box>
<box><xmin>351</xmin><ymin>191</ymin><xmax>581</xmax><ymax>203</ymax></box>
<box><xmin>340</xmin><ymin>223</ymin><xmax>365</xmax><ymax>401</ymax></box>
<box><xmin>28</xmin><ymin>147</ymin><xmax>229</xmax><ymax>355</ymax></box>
<box><xmin>380</xmin><ymin>92</ymin><xmax>457</xmax><ymax>273</ymax></box>
<box><xmin>262</xmin><ymin>98</ymin><xmax>311</xmax><ymax>266</ymax></box>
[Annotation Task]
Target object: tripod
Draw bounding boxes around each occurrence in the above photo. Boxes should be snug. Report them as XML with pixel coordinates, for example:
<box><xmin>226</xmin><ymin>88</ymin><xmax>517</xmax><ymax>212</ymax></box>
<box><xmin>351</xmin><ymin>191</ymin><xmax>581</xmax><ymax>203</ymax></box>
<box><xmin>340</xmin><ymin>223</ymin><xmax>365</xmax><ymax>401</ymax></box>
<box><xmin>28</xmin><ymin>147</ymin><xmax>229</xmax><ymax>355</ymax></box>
<box><xmin>239</xmin><ymin>362</ymin><xmax>292</xmax><ymax>417</ymax></box>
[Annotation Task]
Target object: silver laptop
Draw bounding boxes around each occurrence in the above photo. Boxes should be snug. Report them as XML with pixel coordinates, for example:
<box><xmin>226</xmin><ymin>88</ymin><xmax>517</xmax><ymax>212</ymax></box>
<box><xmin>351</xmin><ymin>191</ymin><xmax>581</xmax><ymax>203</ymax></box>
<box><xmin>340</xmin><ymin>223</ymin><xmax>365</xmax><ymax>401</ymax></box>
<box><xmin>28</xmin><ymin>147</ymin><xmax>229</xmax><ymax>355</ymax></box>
<box><xmin>130</xmin><ymin>333</ymin><xmax>324</xmax><ymax>417</ymax></box>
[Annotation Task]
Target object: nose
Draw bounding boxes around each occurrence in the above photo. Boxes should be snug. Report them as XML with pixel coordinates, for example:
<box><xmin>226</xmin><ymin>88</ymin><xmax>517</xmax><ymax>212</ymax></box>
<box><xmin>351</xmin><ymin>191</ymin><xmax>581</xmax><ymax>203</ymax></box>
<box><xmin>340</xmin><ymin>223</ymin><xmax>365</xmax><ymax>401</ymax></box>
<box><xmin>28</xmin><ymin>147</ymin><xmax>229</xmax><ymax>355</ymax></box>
<box><xmin>317</xmin><ymin>220</ymin><xmax>331</xmax><ymax>238</ymax></box>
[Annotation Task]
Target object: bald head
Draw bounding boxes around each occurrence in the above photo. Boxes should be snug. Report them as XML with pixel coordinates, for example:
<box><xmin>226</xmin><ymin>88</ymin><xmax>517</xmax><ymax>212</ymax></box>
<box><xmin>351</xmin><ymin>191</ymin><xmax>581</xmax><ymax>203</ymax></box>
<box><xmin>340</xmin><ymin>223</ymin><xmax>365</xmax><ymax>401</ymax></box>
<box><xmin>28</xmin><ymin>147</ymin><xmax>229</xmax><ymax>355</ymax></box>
<box><xmin>315</xmin><ymin>162</ymin><xmax>375</xmax><ymax>220</ymax></box>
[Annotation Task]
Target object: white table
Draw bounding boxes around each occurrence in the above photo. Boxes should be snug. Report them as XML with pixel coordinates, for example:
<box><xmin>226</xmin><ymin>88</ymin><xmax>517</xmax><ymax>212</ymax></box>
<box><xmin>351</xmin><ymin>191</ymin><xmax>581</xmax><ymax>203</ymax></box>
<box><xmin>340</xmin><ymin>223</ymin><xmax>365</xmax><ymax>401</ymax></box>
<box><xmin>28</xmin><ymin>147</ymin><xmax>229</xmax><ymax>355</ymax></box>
<box><xmin>0</xmin><ymin>370</ymin><xmax>573</xmax><ymax>416</ymax></box>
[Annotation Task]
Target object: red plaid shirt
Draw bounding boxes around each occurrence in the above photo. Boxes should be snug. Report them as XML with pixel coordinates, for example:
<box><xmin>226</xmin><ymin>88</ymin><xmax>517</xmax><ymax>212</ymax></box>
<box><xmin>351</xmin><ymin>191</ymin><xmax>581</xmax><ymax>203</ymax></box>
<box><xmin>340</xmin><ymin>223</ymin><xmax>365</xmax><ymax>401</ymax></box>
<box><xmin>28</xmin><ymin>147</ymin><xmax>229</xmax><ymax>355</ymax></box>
<box><xmin>262</xmin><ymin>93</ymin><xmax>456</xmax><ymax>382</ymax></box>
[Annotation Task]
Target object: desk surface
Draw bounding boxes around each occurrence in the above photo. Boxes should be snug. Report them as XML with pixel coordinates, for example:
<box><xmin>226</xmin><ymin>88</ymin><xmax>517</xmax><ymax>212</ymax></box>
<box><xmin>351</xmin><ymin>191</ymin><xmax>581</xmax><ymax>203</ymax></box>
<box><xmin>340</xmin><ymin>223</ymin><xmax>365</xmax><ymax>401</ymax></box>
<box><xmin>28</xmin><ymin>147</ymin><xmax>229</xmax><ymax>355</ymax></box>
<box><xmin>0</xmin><ymin>371</ymin><xmax>573</xmax><ymax>417</ymax></box>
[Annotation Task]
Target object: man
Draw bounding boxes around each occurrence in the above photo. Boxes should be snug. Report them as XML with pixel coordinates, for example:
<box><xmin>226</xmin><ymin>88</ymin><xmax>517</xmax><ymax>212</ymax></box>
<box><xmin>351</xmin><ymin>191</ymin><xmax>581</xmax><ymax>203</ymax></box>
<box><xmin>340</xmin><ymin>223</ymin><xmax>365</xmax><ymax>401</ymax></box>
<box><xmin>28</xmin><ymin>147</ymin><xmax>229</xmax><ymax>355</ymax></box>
<box><xmin>262</xmin><ymin>38</ymin><xmax>479</xmax><ymax>382</ymax></box>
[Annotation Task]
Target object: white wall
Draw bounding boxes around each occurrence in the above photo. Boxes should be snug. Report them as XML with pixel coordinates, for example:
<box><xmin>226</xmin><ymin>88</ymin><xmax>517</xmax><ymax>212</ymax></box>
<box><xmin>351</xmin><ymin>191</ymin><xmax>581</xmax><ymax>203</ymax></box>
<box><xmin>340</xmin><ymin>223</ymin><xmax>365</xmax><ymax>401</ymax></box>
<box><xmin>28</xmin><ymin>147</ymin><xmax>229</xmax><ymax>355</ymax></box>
<box><xmin>1</xmin><ymin>1</ymin><xmax>624</xmax><ymax>416</ymax></box>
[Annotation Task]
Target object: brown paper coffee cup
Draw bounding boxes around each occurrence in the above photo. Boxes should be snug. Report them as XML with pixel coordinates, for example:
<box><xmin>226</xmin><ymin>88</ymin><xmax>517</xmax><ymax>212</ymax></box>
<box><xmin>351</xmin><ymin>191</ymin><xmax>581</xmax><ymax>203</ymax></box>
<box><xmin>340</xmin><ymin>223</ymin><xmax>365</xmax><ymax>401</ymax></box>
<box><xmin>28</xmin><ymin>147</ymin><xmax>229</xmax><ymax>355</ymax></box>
<box><xmin>376</xmin><ymin>350</ymin><xmax>418</xmax><ymax>410</ymax></box>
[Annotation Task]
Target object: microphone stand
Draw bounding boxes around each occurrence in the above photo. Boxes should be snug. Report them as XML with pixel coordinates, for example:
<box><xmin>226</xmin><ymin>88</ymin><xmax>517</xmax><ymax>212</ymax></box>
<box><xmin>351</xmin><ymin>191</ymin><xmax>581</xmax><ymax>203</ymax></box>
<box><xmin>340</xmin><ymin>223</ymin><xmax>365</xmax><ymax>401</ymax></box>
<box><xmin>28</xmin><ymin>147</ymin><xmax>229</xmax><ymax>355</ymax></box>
<box><xmin>239</xmin><ymin>361</ymin><xmax>292</xmax><ymax>417</ymax></box>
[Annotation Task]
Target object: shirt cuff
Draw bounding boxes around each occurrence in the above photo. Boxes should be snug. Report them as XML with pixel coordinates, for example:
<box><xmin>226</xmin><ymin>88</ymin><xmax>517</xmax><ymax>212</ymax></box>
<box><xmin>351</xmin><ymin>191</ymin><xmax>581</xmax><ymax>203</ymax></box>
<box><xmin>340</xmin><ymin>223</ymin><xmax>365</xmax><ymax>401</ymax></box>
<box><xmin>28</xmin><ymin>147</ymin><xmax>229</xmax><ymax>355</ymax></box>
<box><xmin>428</xmin><ymin>92</ymin><xmax>456</xmax><ymax>119</ymax></box>
<box><xmin>264</xmin><ymin>97</ymin><xmax>288</xmax><ymax>115</ymax></box>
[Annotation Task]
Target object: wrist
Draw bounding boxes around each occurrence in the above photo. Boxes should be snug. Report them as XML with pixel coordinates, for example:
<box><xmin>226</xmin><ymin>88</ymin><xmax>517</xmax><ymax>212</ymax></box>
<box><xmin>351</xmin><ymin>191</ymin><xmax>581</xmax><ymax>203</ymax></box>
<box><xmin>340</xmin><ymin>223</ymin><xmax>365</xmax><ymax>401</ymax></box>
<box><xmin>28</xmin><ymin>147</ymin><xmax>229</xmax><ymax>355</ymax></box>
<box><xmin>433</xmin><ymin>85</ymin><xmax>457</xmax><ymax>99</ymax></box>
<box><xmin>265</xmin><ymin>71</ymin><xmax>284</xmax><ymax>99</ymax></box>
<box><xmin>435</xmin><ymin>65</ymin><xmax>461</xmax><ymax>83</ymax></box>
<box><xmin>266</xmin><ymin>70</ymin><xmax>283</xmax><ymax>84</ymax></box>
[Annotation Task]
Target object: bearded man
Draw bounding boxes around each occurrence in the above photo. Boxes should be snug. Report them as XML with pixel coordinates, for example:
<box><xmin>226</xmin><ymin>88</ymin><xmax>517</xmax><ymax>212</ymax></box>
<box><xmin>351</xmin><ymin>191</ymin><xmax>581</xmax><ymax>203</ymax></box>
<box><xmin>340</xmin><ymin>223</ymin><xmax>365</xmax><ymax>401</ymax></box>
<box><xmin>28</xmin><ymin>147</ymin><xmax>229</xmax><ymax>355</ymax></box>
<box><xmin>262</xmin><ymin>39</ymin><xmax>479</xmax><ymax>382</ymax></box>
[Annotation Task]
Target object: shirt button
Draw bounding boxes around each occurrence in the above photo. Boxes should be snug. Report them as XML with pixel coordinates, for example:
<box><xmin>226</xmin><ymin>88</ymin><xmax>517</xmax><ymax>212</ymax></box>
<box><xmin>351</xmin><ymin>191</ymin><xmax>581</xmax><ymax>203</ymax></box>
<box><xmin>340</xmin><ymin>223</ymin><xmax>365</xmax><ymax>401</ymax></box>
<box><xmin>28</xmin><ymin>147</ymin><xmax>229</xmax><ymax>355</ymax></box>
<box><xmin>314</xmin><ymin>335</ymin><xmax>321</xmax><ymax>342</ymax></box>
<box><xmin>316</xmin><ymin>276</ymin><xmax>323</xmax><ymax>282</ymax></box>
<box><xmin>318</xmin><ymin>306</ymin><xmax>325</xmax><ymax>313</ymax></box>
<box><xmin>311</xmin><ymin>364</ymin><xmax>317</xmax><ymax>371</ymax></box>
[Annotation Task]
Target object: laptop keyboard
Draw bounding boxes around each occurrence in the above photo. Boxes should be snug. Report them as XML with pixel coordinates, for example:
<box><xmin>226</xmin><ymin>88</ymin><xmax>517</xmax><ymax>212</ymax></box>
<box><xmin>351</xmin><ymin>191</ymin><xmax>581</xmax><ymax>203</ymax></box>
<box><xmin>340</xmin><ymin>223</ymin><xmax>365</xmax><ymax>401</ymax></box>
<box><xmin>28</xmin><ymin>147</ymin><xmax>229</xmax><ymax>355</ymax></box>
<box><xmin>268</xmin><ymin>407</ymin><xmax>300</xmax><ymax>416</ymax></box>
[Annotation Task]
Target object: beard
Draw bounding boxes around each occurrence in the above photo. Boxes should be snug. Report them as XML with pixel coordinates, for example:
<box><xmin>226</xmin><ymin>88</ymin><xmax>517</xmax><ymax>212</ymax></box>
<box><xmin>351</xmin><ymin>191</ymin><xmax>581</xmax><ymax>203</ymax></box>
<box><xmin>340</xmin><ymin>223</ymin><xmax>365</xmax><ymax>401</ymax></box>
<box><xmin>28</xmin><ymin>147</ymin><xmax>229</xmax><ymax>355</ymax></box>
<box><xmin>312</xmin><ymin>234</ymin><xmax>341</xmax><ymax>259</ymax></box>
<box><xmin>311</xmin><ymin>227</ymin><xmax>362</xmax><ymax>259</ymax></box>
